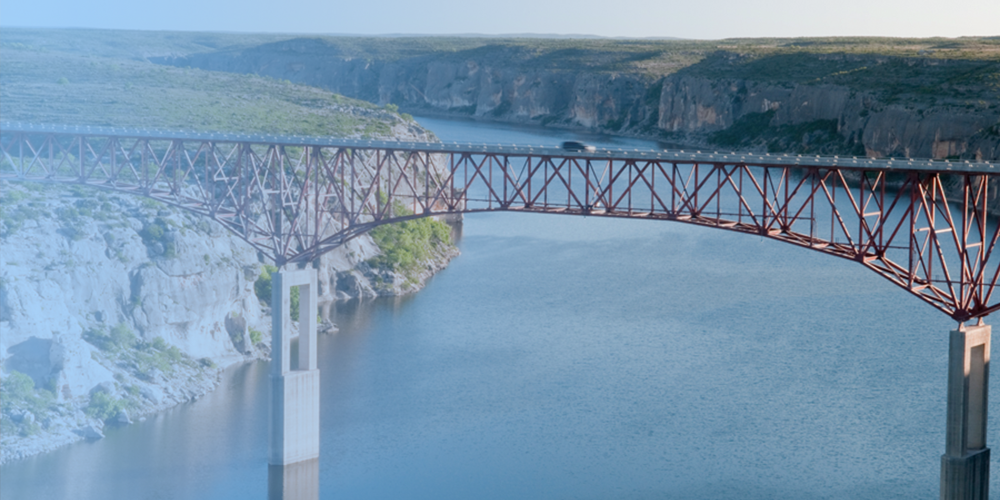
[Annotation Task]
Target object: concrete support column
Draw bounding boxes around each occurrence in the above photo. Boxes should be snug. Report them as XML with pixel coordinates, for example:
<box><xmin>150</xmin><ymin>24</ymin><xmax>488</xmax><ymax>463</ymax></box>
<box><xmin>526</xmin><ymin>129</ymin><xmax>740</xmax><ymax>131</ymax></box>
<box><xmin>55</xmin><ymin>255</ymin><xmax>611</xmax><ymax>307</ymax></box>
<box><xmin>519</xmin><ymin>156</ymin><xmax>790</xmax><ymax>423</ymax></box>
<box><xmin>268</xmin><ymin>459</ymin><xmax>319</xmax><ymax>500</ymax></box>
<box><xmin>269</xmin><ymin>268</ymin><xmax>320</xmax><ymax>466</ymax></box>
<box><xmin>941</xmin><ymin>322</ymin><xmax>991</xmax><ymax>500</ymax></box>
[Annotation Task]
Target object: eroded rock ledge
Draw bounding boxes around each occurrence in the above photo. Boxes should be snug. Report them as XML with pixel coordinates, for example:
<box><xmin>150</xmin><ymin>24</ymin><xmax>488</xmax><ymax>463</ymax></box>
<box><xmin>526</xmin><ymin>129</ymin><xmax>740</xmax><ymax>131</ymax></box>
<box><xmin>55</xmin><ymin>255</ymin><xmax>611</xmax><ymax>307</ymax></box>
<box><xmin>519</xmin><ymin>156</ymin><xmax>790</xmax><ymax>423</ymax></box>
<box><xmin>161</xmin><ymin>39</ymin><xmax>1000</xmax><ymax>162</ymax></box>
<box><xmin>0</xmin><ymin>180</ymin><xmax>458</xmax><ymax>464</ymax></box>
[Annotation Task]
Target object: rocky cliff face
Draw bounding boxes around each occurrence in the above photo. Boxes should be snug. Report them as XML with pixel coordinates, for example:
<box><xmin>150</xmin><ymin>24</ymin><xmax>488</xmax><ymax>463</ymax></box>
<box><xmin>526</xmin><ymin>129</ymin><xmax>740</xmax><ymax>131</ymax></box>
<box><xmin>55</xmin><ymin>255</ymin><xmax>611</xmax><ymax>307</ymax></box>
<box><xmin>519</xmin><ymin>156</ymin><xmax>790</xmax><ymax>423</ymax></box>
<box><xmin>0</xmin><ymin>181</ymin><xmax>267</xmax><ymax>462</ymax></box>
<box><xmin>159</xmin><ymin>38</ymin><xmax>1000</xmax><ymax>161</ymax></box>
<box><xmin>0</xmin><ymin>137</ymin><xmax>457</xmax><ymax>463</ymax></box>
<box><xmin>653</xmin><ymin>75</ymin><xmax>1000</xmax><ymax>160</ymax></box>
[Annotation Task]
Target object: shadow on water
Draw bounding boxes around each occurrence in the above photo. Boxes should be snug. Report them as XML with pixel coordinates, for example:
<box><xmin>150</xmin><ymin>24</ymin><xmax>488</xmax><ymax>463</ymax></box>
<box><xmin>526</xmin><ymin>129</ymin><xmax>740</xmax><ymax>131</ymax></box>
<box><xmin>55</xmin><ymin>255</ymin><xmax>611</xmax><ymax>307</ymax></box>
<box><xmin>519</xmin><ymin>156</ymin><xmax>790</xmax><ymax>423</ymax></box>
<box><xmin>6</xmin><ymin>117</ymin><xmax>993</xmax><ymax>500</ymax></box>
<box><xmin>268</xmin><ymin>460</ymin><xmax>318</xmax><ymax>500</ymax></box>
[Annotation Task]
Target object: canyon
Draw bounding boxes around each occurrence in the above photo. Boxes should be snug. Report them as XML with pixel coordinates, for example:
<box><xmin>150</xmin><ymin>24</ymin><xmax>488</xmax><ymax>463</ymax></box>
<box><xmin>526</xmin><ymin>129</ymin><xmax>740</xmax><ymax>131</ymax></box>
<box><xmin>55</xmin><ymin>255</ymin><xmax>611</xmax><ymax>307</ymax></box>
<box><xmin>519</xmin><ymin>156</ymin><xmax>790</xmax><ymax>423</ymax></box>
<box><xmin>160</xmin><ymin>37</ymin><xmax>1000</xmax><ymax>161</ymax></box>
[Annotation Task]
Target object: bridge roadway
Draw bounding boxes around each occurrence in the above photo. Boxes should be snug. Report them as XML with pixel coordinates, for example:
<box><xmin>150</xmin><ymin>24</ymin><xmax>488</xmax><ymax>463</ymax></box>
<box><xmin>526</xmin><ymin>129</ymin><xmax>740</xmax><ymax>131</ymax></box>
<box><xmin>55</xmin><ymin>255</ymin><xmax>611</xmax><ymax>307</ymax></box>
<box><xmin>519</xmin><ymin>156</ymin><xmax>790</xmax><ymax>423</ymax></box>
<box><xmin>1</xmin><ymin>121</ymin><xmax>997</xmax><ymax>499</ymax></box>
<box><xmin>4</xmin><ymin>121</ymin><xmax>997</xmax><ymax>173</ymax></box>
<box><xmin>5</xmin><ymin>120</ymin><xmax>1000</xmax><ymax>321</ymax></box>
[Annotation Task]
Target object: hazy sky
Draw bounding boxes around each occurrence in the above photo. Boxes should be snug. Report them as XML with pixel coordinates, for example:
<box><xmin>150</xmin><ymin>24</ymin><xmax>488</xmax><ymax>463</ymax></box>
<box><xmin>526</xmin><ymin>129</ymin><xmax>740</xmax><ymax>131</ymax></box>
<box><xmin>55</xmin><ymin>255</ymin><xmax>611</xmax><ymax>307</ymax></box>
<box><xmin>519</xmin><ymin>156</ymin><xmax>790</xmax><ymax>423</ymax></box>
<box><xmin>2</xmin><ymin>0</ymin><xmax>998</xmax><ymax>39</ymax></box>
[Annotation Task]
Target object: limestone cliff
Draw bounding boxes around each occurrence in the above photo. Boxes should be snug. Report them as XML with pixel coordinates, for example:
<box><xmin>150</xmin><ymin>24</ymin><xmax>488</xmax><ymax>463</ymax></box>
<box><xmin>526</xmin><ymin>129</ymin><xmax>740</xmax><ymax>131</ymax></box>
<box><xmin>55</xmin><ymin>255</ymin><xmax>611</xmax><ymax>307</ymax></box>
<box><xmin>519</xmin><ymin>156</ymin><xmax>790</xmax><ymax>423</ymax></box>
<box><xmin>0</xmin><ymin>181</ymin><xmax>265</xmax><ymax>462</ymax></box>
<box><xmin>158</xmin><ymin>38</ymin><xmax>1000</xmax><ymax>161</ymax></box>
<box><xmin>0</xmin><ymin>125</ymin><xmax>457</xmax><ymax>464</ymax></box>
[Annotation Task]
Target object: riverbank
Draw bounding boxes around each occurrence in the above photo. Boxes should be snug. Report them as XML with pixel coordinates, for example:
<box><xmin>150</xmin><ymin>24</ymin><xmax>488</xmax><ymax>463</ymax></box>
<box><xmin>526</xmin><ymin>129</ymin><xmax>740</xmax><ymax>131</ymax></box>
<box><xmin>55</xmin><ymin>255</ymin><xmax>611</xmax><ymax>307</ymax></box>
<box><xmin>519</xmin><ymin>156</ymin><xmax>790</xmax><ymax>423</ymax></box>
<box><xmin>150</xmin><ymin>34</ymin><xmax>1000</xmax><ymax>161</ymax></box>
<box><xmin>0</xmin><ymin>29</ymin><xmax>463</xmax><ymax>464</ymax></box>
<box><xmin>1</xmin><ymin>207</ymin><xmax>958</xmax><ymax>500</ymax></box>
<box><xmin>0</xmin><ymin>177</ymin><xmax>458</xmax><ymax>464</ymax></box>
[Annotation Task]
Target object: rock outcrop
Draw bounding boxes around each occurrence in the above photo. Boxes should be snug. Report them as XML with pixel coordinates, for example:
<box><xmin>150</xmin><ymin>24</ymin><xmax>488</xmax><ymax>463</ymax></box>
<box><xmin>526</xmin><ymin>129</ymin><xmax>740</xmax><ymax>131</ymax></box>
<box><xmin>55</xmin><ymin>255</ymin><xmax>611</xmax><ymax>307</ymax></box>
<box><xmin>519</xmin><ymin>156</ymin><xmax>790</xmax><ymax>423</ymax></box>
<box><xmin>0</xmin><ymin>181</ymin><xmax>268</xmax><ymax>462</ymax></box>
<box><xmin>158</xmin><ymin>38</ymin><xmax>1000</xmax><ymax>161</ymax></box>
<box><xmin>0</xmin><ymin>132</ymin><xmax>458</xmax><ymax>463</ymax></box>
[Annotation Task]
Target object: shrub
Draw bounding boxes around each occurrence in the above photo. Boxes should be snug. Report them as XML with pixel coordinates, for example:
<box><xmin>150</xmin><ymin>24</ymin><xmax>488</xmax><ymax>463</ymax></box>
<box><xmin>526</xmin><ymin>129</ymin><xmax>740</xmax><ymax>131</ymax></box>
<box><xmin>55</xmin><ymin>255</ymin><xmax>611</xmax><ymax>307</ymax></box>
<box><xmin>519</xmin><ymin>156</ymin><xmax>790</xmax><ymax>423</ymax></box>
<box><xmin>20</xmin><ymin>420</ymin><xmax>41</xmax><ymax>437</ymax></box>
<box><xmin>1</xmin><ymin>204</ymin><xmax>43</xmax><ymax>236</ymax></box>
<box><xmin>84</xmin><ymin>322</ymin><xmax>137</xmax><ymax>353</ymax></box>
<box><xmin>255</xmin><ymin>264</ymin><xmax>299</xmax><ymax>317</ymax></box>
<box><xmin>140</xmin><ymin>198</ymin><xmax>164</xmax><ymax>210</ymax></box>
<box><xmin>249</xmin><ymin>328</ymin><xmax>263</xmax><ymax>345</ymax></box>
<box><xmin>150</xmin><ymin>336</ymin><xmax>169</xmax><ymax>351</ymax></box>
<box><xmin>709</xmin><ymin>110</ymin><xmax>776</xmax><ymax>146</ymax></box>
<box><xmin>140</xmin><ymin>217</ymin><xmax>177</xmax><ymax>258</ymax></box>
<box><xmin>367</xmin><ymin>211</ymin><xmax>452</xmax><ymax>273</ymax></box>
<box><xmin>110</xmin><ymin>323</ymin><xmax>138</xmax><ymax>349</ymax></box>
<box><xmin>134</xmin><ymin>337</ymin><xmax>186</xmax><ymax>377</ymax></box>
<box><xmin>254</xmin><ymin>264</ymin><xmax>277</xmax><ymax>303</ymax></box>
<box><xmin>144</xmin><ymin>223</ymin><xmax>164</xmax><ymax>241</ymax></box>
<box><xmin>3</xmin><ymin>190</ymin><xmax>27</xmax><ymax>203</ymax></box>
<box><xmin>85</xmin><ymin>391</ymin><xmax>127</xmax><ymax>421</ymax></box>
<box><xmin>1</xmin><ymin>370</ymin><xmax>56</xmax><ymax>417</ymax></box>
<box><xmin>1</xmin><ymin>371</ymin><xmax>35</xmax><ymax>403</ymax></box>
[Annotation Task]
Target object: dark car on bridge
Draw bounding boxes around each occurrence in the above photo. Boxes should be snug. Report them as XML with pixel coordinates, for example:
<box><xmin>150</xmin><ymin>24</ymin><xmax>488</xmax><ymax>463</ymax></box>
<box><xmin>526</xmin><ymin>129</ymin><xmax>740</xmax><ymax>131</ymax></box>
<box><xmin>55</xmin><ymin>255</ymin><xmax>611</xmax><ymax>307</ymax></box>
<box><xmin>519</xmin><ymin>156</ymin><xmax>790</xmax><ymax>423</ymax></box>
<box><xmin>561</xmin><ymin>141</ymin><xmax>597</xmax><ymax>152</ymax></box>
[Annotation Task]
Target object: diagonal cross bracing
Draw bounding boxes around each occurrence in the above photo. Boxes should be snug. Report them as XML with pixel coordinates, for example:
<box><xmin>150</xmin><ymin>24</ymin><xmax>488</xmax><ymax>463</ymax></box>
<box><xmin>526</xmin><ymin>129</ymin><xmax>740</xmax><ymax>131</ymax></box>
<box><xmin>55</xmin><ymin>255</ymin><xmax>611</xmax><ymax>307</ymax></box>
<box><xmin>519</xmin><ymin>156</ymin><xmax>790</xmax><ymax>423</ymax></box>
<box><xmin>3</xmin><ymin>123</ymin><xmax>1000</xmax><ymax>321</ymax></box>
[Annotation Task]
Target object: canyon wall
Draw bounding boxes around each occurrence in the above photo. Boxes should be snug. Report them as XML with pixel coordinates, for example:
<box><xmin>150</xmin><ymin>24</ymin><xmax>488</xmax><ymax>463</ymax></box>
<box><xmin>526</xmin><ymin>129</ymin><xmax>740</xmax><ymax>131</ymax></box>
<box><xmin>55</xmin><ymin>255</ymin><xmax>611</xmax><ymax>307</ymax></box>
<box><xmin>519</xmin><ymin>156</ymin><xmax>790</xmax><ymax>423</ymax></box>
<box><xmin>160</xmin><ymin>38</ymin><xmax>1000</xmax><ymax>161</ymax></box>
<box><xmin>0</xmin><ymin>119</ymin><xmax>457</xmax><ymax>463</ymax></box>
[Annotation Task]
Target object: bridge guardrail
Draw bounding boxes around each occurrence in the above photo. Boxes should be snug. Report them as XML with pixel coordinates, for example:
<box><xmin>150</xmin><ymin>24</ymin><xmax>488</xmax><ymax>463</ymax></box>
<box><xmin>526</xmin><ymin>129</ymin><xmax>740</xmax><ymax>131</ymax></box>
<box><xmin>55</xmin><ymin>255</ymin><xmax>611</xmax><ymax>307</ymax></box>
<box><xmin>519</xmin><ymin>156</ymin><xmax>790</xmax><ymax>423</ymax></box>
<box><xmin>2</xmin><ymin>121</ymin><xmax>994</xmax><ymax>173</ymax></box>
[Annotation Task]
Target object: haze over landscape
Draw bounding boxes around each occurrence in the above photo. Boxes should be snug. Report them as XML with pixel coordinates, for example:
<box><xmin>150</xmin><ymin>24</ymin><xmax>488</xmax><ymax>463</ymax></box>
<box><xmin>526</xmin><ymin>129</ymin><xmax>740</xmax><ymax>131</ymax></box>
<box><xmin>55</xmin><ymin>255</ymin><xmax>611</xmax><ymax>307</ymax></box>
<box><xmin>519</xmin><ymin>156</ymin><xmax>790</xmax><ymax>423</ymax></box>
<box><xmin>2</xmin><ymin>0</ymin><xmax>997</xmax><ymax>39</ymax></box>
<box><xmin>3</xmin><ymin>0</ymin><xmax>1000</xmax><ymax>499</ymax></box>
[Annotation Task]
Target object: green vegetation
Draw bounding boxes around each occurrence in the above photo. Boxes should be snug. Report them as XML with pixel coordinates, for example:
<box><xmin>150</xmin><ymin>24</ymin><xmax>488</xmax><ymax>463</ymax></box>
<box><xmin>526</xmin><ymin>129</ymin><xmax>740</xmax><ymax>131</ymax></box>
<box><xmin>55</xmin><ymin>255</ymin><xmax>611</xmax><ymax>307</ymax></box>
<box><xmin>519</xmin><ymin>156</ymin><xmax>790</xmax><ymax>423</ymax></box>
<box><xmin>682</xmin><ymin>49</ymin><xmax>1000</xmax><ymax>105</ymax></box>
<box><xmin>1</xmin><ymin>371</ymin><xmax>55</xmax><ymax>415</ymax></box>
<box><xmin>367</xmin><ymin>206</ymin><xmax>452</xmax><ymax>273</ymax></box>
<box><xmin>84</xmin><ymin>323</ymin><xmax>195</xmax><ymax>380</ymax></box>
<box><xmin>249</xmin><ymin>328</ymin><xmax>264</xmax><ymax>345</ymax></box>
<box><xmin>4</xmin><ymin>28</ymin><xmax>996</xmax><ymax>160</ymax></box>
<box><xmin>1</xmin><ymin>28</ymin><xmax>294</xmax><ymax>61</ymax></box>
<box><xmin>0</xmin><ymin>371</ymin><xmax>57</xmax><ymax>436</ymax></box>
<box><xmin>708</xmin><ymin>110</ymin><xmax>866</xmax><ymax>155</ymax></box>
<box><xmin>1</xmin><ymin>183</ymin><xmax>128</xmax><ymax>240</ymax></box>
<box><xmin>55</xmin><ymin>206</ymin><xmax>89</xmax><ymax>241</ymax></box>
<box><xmin>255</xmin><ymin>264</ymin><xmax>299</xmax><ymax>318</ymax></box>
<box><xmin>0</xmin><ymin>202</ymin><xmax>44</xmax><ymax>237</ymax></box>
<box><xmin>0</xmin><ymin>30</ymin><xmax>408</xmax><ymax>139</ymax></box>
<box><xmin>709</xmin><ymin>111</ymin><xmax>778</xmax><ymax>146</ymax></box>
<box><xmin>84</xmin><ymin>322</ymin><xmax>138</xmax><ymax>353</ymax></box>
<box><xmin>163</xmin><ymin>33</ymin><xmax>1000</xmax><ymax>84</ymax></box>
<box><xmin>85</xmin><ymin>390</ymin><xmax>132</xmax><ymax>422</ymax></box>
<box><xmin>139</xmin><ymin>217</ymin><xmax>177</xmax><ymax>259</ymax></box>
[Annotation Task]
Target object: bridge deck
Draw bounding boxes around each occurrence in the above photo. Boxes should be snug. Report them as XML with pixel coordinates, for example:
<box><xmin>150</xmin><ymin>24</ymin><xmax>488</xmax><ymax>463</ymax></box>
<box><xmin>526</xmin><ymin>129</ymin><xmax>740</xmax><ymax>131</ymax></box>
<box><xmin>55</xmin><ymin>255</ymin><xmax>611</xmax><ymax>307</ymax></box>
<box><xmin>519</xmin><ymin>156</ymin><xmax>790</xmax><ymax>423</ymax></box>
<box><xmin>4</xmin><ymin>122</ymin><xmax>1000</xmax><ymax>320</ymax></box>
<box><xmin>2</xmin><ymin>121</ymin><xmax>995</xmax><ymax>173</ymax></box>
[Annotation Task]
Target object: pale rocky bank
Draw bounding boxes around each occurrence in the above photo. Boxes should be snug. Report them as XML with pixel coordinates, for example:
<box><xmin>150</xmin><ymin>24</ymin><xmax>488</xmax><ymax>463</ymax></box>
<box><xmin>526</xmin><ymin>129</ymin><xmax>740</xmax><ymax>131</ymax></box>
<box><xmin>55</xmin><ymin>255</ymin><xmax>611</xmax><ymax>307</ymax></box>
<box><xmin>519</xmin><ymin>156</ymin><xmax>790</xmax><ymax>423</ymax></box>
<box><xmin>0</xmin><ymin>135</ymin><xmax>458</xmax><ymax>465</ymax></box>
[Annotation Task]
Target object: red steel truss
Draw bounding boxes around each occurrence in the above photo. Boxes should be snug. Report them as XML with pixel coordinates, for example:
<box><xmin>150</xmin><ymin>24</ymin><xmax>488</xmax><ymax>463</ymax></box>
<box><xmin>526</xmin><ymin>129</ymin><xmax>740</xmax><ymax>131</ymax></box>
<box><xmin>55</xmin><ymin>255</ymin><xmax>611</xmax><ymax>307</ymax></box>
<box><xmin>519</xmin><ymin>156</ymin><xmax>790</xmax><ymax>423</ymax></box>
<box><xmin>3</xmin><ymin>127</ymin><xmax>1000</xmax><ymax>321</ymax></box>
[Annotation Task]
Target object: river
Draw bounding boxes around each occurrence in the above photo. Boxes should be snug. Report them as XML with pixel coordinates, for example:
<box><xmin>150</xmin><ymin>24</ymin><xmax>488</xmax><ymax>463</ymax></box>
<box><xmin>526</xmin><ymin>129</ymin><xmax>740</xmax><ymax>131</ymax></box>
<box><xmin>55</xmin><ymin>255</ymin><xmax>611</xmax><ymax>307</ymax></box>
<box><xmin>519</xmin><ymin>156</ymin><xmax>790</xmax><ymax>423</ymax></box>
<box><xmin>0</xmin><ymin>116</ymin><xmax>988</xmax><ymax>499</ymax></box>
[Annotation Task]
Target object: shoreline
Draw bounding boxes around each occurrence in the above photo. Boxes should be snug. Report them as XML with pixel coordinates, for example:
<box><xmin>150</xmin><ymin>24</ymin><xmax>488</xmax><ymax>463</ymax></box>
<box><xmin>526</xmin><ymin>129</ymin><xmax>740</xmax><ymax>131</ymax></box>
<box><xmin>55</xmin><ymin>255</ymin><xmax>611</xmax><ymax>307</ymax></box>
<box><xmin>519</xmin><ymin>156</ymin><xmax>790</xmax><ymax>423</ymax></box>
<box><xmin>0</xmin><ymin>239</ymin><xmax>458</xmax><ymax>466</ymax></box>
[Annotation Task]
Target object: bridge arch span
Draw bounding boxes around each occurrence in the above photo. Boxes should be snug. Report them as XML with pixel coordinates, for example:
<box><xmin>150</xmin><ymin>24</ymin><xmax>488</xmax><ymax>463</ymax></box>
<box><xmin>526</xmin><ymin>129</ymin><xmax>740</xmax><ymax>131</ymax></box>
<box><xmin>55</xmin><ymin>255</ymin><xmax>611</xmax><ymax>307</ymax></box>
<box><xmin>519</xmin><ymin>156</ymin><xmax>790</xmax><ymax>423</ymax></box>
<box><xmin>4</xmin><ymin>123</ymin><xmax>1000</xmax><ymax>322</ymax></box>
<box><xmin>7</xmin><ymin>123</ymin><xmax>1000</xmax><ymax>497</ymax></box>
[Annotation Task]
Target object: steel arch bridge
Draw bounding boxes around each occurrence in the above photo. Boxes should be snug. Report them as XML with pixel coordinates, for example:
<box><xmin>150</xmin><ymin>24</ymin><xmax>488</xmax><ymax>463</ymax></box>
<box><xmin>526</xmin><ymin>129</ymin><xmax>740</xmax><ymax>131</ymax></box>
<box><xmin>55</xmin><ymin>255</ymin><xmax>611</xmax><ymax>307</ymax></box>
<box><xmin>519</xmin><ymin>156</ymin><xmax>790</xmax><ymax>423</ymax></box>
<box><xmin>3</xmin><ymin>122</ymin><xmax>1000</xmax><ymax>322</ymax></box>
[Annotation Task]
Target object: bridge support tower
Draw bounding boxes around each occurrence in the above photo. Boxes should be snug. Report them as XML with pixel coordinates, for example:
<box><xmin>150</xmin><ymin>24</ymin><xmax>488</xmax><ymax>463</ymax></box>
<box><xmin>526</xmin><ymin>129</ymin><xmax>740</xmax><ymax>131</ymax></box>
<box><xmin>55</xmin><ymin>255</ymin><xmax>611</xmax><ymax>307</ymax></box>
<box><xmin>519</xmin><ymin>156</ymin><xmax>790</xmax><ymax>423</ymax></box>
<box><xmin>269</xmin><ymin>268</ymin><xmax>320</xmax><ymax>466</ymax></box>
<box><xmin>941</xmin><ymin>322</ymin><xmax>991</xmax><ymax>500</ymax></box>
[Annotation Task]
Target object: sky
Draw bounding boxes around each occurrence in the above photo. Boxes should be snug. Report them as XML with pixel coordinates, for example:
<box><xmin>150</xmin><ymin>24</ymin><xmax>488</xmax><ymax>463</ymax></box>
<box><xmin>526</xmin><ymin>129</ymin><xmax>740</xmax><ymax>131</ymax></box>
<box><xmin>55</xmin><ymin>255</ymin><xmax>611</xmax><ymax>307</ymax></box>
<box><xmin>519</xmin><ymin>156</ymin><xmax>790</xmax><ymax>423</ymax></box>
<box><xmin>1</xmin><ymin>0</ymin><xmax>998</xmax><ymax>39</ymax></box>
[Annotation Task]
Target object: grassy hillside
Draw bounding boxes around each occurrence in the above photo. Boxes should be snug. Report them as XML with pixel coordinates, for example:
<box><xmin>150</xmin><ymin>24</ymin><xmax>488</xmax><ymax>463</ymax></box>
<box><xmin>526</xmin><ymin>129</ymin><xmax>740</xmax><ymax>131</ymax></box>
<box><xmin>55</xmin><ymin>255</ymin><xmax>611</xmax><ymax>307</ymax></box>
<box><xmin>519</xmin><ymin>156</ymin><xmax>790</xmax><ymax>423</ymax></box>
<box><xmin>141</xmin><ymin>30</ymin><xmax>998</xmax><ymax>114</ymax></box>
<box><xmin>0</xmin><ymin>27</ymin><xmax>293</xmax><ymax>60</ymax></box>
<box><xmin>3</xmin><ymin>28</ymin><xmax>998</xmax><ymax>147</ymax></box>
<box><xmin>185</xmin><ymin>34</ymin><xmax>1000</xmax><ymax>79</ymax></box>
<box><xmin>0</xmin><ymin>33</ymin><xmax>413</xmax><ymax>138</ymax></box>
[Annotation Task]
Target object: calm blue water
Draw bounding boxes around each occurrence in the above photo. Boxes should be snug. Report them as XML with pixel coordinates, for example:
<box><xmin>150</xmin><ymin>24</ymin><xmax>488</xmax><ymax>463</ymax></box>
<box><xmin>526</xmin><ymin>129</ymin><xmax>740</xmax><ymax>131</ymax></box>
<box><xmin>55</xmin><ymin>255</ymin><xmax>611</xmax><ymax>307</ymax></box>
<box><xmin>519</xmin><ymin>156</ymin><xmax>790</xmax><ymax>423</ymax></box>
<box><xmin>0</xmin><ymin>117</ymin><xmax>988</xmax><ymax>499</ymax></box>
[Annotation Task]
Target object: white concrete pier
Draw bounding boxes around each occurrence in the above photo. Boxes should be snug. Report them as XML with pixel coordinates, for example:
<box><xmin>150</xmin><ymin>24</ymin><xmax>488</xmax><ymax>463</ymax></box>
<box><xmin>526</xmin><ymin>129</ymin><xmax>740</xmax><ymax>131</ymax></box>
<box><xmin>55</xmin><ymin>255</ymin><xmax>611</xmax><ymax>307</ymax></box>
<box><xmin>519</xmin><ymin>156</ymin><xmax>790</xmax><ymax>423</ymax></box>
<box><xmin>268</xmin><ymin>459</ymin><xmax>319</xmax><ymax>500</ymax></box>
<box><xmin>941</xmin><ymin>322</ymin><xmax>990</xmax><ymax>500</ymax></box>
<box><xmin>269</xmin><ymin>268</ymin><xmax>320</xmax><ymax>466</ymax></box>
